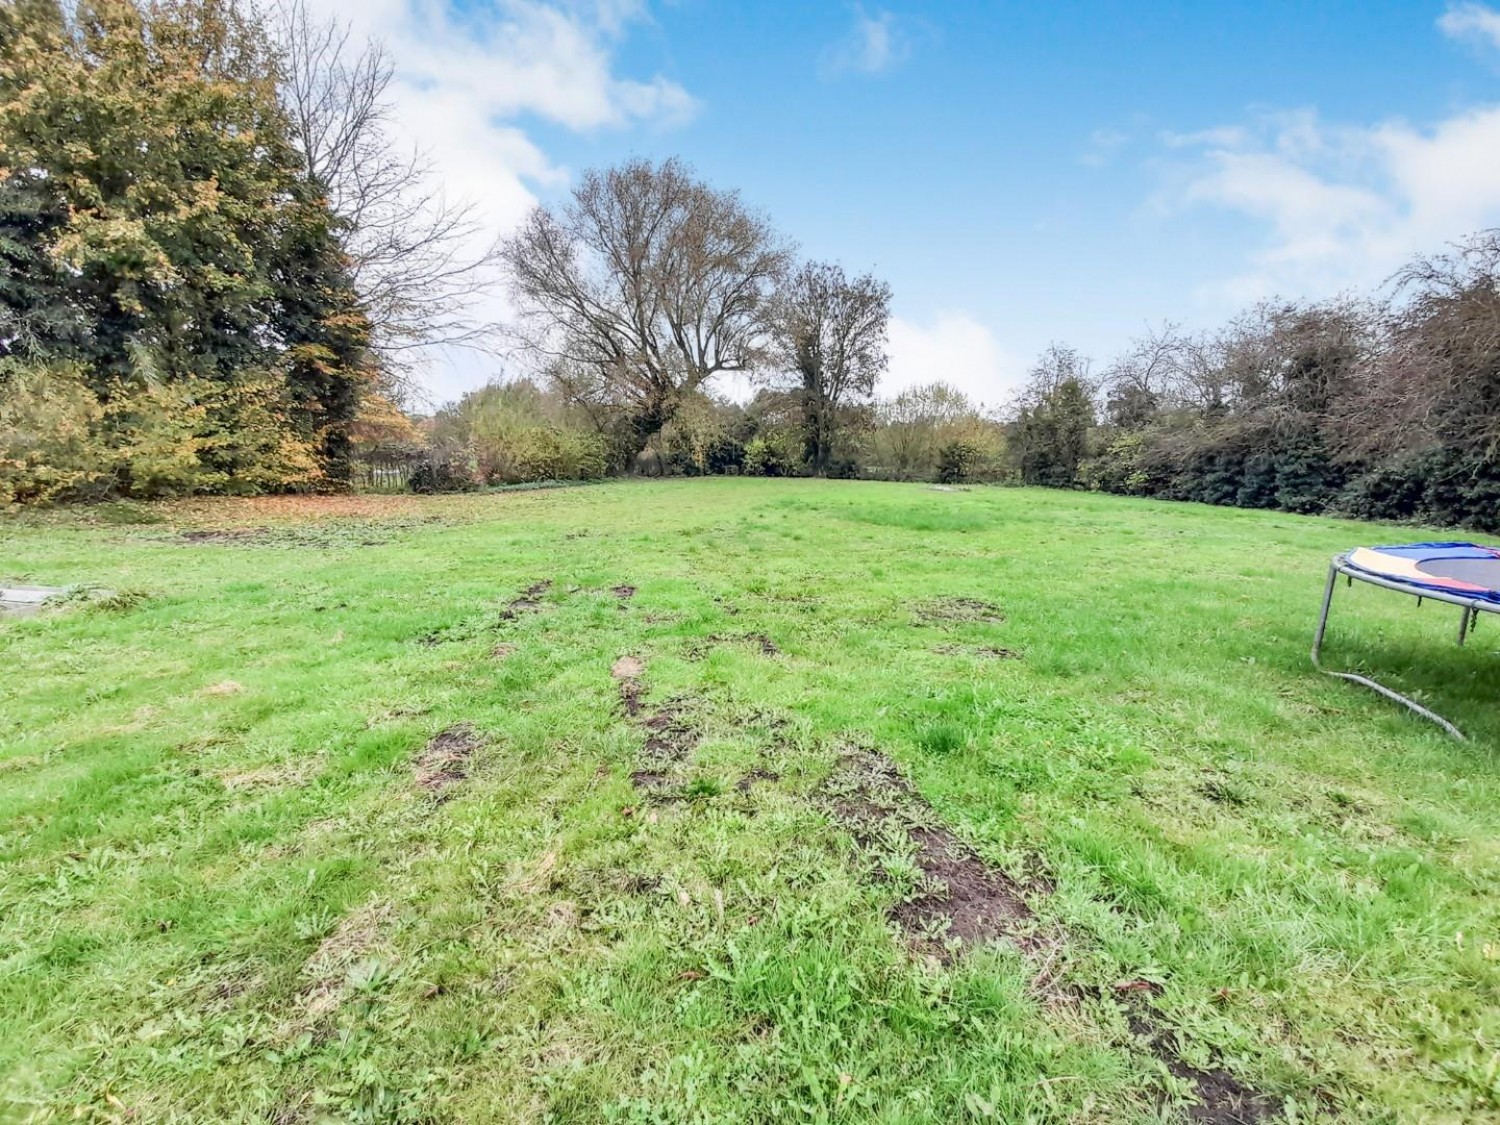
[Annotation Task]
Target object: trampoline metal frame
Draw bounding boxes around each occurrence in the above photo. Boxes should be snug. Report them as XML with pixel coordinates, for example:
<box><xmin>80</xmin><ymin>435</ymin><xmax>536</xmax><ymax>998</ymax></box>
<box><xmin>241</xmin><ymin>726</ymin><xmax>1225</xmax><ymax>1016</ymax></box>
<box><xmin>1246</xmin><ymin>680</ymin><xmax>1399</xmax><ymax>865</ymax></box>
<box><xmin>1312</xmin><ymin>551</ymin><xmax>1499</xmax><ymax>740</ymax></box>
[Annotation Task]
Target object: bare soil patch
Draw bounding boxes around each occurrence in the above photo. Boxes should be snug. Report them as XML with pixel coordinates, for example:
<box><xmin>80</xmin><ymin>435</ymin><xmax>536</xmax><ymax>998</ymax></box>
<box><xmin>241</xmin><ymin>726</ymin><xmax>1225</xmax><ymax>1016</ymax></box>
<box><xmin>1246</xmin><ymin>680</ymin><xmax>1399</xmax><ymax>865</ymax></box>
<box><xmin>932</xmin><ymin>643</ymin><xmax>1022</xmax><ymax>660</ymax></box>
<box><xmin>414</xmin><ymin>723</ymin><xmax>484</xmax><ymax>796</ymax></box>
<box><xmin>687</xmin><ymin>632</ymin><xmax>781</xmax><ymax>659</ymax></box>
<box><xmin>612</xmin><ymin>584</ymin><xmax>636</xmax><ymax>600</ymax></box>
<box><xmin>641</xmin><ymin>704</ymin><xmax>699</xmax><ymax>766</ymax></box>
<box><xmin>500</xmin><ymin>580</ymin><xmax>552</xmax><ymax>620</ymax></box>
<box><xmin>1127</xmin><ymin>1010</ymin><xmax>1283</xmax><ymax>1124</ymax></box>
<box><xmin>736</xmin><ymin>767</ymin><xmax>780</xmax><ymax>793</ymax></box>
<box><xmin>914</xmin><ymin>596</ymin><xmax>1005</xmax><ymax>625</ymax></box>
<box><xmin>825</xmin><ymin>747</ymin><xmax>1283</xmax><ymax>1119</ymax></box>
<box><xmin>629</xmin><ymin>769</ymin><xmax>675</xmax><ymax>794</ymax></box>
<box><xmin>826</xmin><ymin>749</ymin><xmax>1048</xmax><ymax>963</ymax></box>
<box><xmin>179</xmin><ymin>527</ymin><xmax>271</xmax><ymax>544</ymax></box>
<box><xmin>612</xmin><ymin>654</ymin><xmax>646</xmax><ymax>715</ymax></box>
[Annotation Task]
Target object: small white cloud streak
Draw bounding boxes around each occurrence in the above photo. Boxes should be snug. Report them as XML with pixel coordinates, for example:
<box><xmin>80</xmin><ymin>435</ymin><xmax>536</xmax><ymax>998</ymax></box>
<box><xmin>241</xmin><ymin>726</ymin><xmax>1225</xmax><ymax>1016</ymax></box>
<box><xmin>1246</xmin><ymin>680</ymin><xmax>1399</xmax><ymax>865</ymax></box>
<box><xmin>822</xmin><ymin>8</ymin><xmax>908</xmax><ymax>77</ymax></box>
<box><xmin>1440</xmin><ymin>1</ymin><xmax>1500</xmax><ymax>52</ymax></box>
<box><xmin>883</xmin><ymin>313</ymin><xmax>1023</xmax><ymax>408</ymax></box>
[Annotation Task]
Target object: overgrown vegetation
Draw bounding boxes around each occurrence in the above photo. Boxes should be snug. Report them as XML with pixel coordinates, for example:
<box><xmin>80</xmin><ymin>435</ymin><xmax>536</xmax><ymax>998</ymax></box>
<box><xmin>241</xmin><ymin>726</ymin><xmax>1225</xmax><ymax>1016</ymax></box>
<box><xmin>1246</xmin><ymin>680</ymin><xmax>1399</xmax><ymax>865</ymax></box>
<box><xmin>0</xmin><ymin>0</ymin><xmax>375</xmax><ymax>503</ymax></box>
<box><xmin>1013</xmin><ymin>232</ymin><xmax>1500</xmax><ymax>530</ymax></box>
<box><xmin>3</xmin><ymin>480</ymin><xmax>1498</xmax><ymax>1121</ymax></box>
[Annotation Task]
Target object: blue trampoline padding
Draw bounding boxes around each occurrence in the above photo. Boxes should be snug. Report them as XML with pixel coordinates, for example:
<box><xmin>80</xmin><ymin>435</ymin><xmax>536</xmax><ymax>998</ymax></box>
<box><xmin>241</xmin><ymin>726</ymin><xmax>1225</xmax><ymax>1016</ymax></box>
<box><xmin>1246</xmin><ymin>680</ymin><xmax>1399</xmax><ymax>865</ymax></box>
<box><xmin>1344</xmin><ymin>542</ymin><xmax>1500</xmax><ymax>605</ymax></box>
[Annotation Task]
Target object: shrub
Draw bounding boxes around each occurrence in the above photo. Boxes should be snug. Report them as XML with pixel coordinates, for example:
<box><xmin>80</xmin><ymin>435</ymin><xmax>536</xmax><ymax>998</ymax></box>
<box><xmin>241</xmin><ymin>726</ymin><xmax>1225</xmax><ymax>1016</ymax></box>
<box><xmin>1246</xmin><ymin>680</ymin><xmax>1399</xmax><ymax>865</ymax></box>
<box><xmin>743</xmin><ymin>431</ymin><xmax>801</xmax><ymax>477</ymax></box>
<box><xmin>937</xmin><ymin>440</ymin><xmax>985</xmax><ymax>484</ymax></box>
<box><xmin>0</xmin><ymin>363</ymin><xmax>109</xmax><ymax>505</ymax></box>
<box><xmin>409</xmin><ymin>457</ymin><xmax>475</xmax><ymax>494</ymax></box>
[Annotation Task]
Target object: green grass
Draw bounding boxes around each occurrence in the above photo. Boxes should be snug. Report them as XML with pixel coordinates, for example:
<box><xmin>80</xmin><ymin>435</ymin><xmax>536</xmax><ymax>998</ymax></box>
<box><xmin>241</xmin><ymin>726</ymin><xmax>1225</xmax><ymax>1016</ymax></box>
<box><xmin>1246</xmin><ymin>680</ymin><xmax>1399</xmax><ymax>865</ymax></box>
<box><xmin>2</xmin><ymin>479</ymin><xmax>1498</xmax><ymax>1123</ymax></box>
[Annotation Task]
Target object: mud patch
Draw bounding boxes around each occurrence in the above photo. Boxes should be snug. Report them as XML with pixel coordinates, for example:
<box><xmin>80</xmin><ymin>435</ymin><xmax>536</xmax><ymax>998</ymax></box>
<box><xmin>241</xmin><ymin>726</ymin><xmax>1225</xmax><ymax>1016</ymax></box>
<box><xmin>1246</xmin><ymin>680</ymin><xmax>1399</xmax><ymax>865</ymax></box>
<box><xmin>1128</xmin><ymin>1010</ymin><xmax>1282</xmax><ymax>1124</ymax></box>
<box><xmin>413</xmin><ymin>723</ymin><xmax>484</xmax><ymax>796</ymax></box>
<box><xmin>687</xmin><ymin>632</ymin><xmax>781</xmax><ymax>659</ymax></box>
<box><xmin>932</xmin><ymin>643</ymin><xmax>1021</xmax><ymax>660</ymax></box>
<box><xmin>500</xmin><ymin>580</ymin><xmax>553</xmax><ymax>620</ymax></box>
<box><xmin>641</xmin><ymin>704</ymin><xmax>699</xmax><ymax>766</ymax></box>
<box><xmin>176</xmin><ymin>521</ymin><xmax>423</xmax><ymax>549</ymax></box>
<box><xmin>612</xmin><ymin>655</ymin><xmax>646</xmax><ymax>715</ymax></box>
<box><xmin>825</xmin><ymin>749</ymin><xmax>1048</xmax><ymax>963</ymax></box>
<box><xmin>825</xmin><ymin>748</ymin><xmax>1284</xmax><ymax>1119</ymax></box>
<box><xmin>178</xmin><ymin>527</ymin><xmax>271</xmax><ymax>545</ymax></box>
<box><xmin>914</xmin><ymin>596</ymin><xmax>1005</xmax><ymax>625</ymax></box>
<box><xmin>612</xmin><ymin>584</ymin><xmax>637</xmax><ymax>601</ymax></box>
<box><xmin>629</xmin><ymin>769</ymin><xmax>674</xmax><ymax>793</ymax></box>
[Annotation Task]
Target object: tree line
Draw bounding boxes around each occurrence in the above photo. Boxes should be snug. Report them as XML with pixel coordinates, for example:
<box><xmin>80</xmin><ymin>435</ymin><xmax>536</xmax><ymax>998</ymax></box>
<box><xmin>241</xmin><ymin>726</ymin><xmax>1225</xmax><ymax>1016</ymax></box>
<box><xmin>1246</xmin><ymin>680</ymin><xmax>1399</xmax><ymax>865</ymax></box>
<box><xmin>1010</xmin><ymin>231</ymin><xmax>1500</xmax><ymax>531</ymax></box>
<box><xmin>4</xmin><ymin>1</ymin><xmax>1497</xmax><ymax>530</ymax></box>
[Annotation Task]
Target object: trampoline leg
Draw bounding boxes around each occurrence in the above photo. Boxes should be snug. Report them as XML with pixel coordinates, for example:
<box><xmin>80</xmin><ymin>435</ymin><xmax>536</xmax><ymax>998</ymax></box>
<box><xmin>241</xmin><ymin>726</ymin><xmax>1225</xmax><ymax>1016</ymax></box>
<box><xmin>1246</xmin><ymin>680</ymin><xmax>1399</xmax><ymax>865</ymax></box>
<box><xmin>1310</xmin><ymin>555</ymin><xmax>1468</xmax><ymax>741</ymax></box>
<box><xmin>1458</xmin><ymin>605</ymin><xmax>1474</xmax><ymax>647</ymax></box>
<box><xmin>1312</xmin><ymin>562</ymin><xmax>1338</xmax><ymax>663</ymax></box>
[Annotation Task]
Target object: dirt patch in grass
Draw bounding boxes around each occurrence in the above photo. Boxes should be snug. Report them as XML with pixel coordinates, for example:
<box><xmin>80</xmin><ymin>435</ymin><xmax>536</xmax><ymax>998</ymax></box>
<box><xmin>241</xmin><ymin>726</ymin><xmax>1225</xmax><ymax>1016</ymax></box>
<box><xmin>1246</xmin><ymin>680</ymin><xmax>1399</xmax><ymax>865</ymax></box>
<box><xmin>612</xmin><ymin>584</ymin><xmax>636</xmax><ymax>600</ymax></box>
<box><xmin>641</xmin><ymin>704</ymin><xmax>699</xmax><ymax>766</ymax></box>
<box><xmin>413</xmin><ymin>723</ymin><xmax>484</xmax><ymax>796</ymax></box>
<box><xmin>932</xmin><ymin>643</ymin><xmax>1021</xmax><ymax>660</ymax></box>
<box><xmin>179</xmin><ymin>527</ymin><xmax>271</xmax><ymax>545</ymax></box>
<box><xmin>826</xmin><ymin>749</ymin><xmax>1049</xmax><ymax>963</ymax></box>
<box><xmin>629</xmin><ymin>769</ymin><xmax>674</xmax><ymax>793</ymax></box>
<box><xmin>686</xmin><ymin>632</ymin><xmax>781</xmax><ymax>659</ymax></box>
<box><xmin>736</xmin><ymin>767</ymin><xmax>780</xmax><ymax>793</ymax></box>
<box><xmin>500</xmin><ymin>580</ymin><xmax>552</xmax><ymax>620</ymax></box>
<box><xmin>298</xmin><ymin>901</ymin><xmax>393</xmax><ymax>1022</ymax></box>
<box><xmin>913</xmin><ymin>596</ymin><xmax>1005</xmax><ymax>625</ymax></box>
<box><xmin>892</xmin><ymin>823</ymin><xmax>1044</xmax><ymax>959</ymax></box>
<box><xmin>826</xmin><ymin>747</ymin><xmax>1283</xmax><ymax>1119</ymax></box>
<box><xmin>612</xmin><ymin>655</ymin><xmax>645</xmax><ymax>715</ymax></box>
<box><xmin>1127</xmin><ymin>1010</ymin><xmax>1283</xmax><ymax>1124</ymax></box>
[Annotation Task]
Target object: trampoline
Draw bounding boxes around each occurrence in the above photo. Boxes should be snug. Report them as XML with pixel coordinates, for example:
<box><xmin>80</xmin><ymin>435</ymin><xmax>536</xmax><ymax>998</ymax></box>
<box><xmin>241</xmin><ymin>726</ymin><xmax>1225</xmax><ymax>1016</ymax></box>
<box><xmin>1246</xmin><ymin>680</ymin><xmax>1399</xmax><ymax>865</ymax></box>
<box><xmin>1313</xmin><ymin>542</ymin><xmax>1500</xmax><ymax>739</ymax></box>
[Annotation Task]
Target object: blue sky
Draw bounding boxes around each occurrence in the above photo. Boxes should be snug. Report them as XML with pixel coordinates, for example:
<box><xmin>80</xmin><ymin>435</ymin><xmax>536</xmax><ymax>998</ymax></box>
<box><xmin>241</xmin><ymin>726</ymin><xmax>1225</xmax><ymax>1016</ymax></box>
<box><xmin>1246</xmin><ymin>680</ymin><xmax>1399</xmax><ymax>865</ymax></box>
<box><xmin>318</xmin><ymin>0</ymin><xmax>1500</xmax><ymax>405</ymax></box>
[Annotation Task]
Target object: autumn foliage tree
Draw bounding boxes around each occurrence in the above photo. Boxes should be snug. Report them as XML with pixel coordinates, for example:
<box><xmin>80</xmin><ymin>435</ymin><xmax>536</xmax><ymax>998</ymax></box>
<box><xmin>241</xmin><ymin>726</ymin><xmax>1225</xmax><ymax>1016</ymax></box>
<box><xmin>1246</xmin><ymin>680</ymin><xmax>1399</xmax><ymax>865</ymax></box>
<box><xmin>0</xmin><ymin>0</ymin><xmax>373</xmax><ymax>502</ymax></box>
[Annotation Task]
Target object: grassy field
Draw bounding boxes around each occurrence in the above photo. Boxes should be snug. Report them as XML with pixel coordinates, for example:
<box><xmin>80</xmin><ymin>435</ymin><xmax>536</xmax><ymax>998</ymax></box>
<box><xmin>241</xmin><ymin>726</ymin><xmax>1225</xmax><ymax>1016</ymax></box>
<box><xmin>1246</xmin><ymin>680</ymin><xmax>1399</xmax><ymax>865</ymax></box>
<box><xmin>2</xmin><ymin>479</ymin><xmax>1499</xmax><ymax>1124</ymax></box>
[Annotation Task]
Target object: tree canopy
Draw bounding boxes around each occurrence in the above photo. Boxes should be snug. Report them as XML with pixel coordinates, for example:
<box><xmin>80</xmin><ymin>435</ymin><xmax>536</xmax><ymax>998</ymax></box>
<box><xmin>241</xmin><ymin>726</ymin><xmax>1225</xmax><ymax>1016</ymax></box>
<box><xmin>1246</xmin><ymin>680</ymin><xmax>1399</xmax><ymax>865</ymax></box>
<box><xmin>0</xmin><ymin>0</ymin><xmax>373</xmax><ymax>502</ymax></box>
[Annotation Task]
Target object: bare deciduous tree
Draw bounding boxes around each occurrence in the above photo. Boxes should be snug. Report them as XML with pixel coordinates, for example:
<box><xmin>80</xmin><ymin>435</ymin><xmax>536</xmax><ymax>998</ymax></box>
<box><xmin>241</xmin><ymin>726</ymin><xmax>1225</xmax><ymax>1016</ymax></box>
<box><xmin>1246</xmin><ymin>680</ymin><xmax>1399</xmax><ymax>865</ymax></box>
<box><xmin>272</xmin><ymin>0</ymin><xmax>501</xmax><ymax>390</ymax></box>
<box><xmin>1101</xmin><ymin>322</ymin><xmax>1187</xmax><ymax>428</ymax></box>
<box><xmin>1337</xmin><ymin>231</ymin><xmax>1500</xmax><ymax>462</ymax></box>
<box><xmin>500</xmin><ymin>157</ymin><xmax>792</xmax><ymax>461</ymax></box>
<box><xmin>765</xmin><ymin>261</ymin><xmax>890</xmax><ymax>474</ymax></box>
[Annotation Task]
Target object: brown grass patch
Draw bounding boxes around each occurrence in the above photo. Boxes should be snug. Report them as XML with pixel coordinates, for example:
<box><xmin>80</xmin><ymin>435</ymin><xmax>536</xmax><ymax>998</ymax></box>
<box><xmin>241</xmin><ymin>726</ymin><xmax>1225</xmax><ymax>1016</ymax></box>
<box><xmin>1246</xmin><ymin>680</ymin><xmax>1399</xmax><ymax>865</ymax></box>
<box><xmin>413</xmin><ymin>723</ymin><xmax>484</xmax><ymax>796</ymax></box>
<box><xmin>913</xmin><ymin>596</ymin><xmax>1005</xmax><ymax>625</ymax></box>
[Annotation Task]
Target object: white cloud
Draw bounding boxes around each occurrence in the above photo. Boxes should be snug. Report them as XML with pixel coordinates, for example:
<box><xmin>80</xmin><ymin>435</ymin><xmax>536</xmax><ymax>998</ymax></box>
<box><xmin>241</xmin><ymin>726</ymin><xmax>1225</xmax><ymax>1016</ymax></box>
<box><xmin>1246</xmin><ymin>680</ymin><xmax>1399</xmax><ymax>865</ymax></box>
<box><xmin>822</xmin><ymin>8</ymin><xmax>908</xmax><ymax>77</ymax></box>
<box><xmin>1080</xmin><ymin>127</ymin><xmax>1128</xmax><ymax>168</ymax></box>
<box><xmin>884</xmin><ymin>313</ymin><xmax>1022</xmax><ymax>407</ymax></box>
<box><xmin>1440</xmin><ymin>2</ymin><xmax>1500</xmax><ymax>52</ymax></box>
<box><xmin>297</xmin><ymin>0</ymin><xmax>697</xmax><ymax>402</ymax></box>
<box><xmin>1166</xmin><ymin>105</ymin><xmax>1500</xmax><ymax>303</ymax></box>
